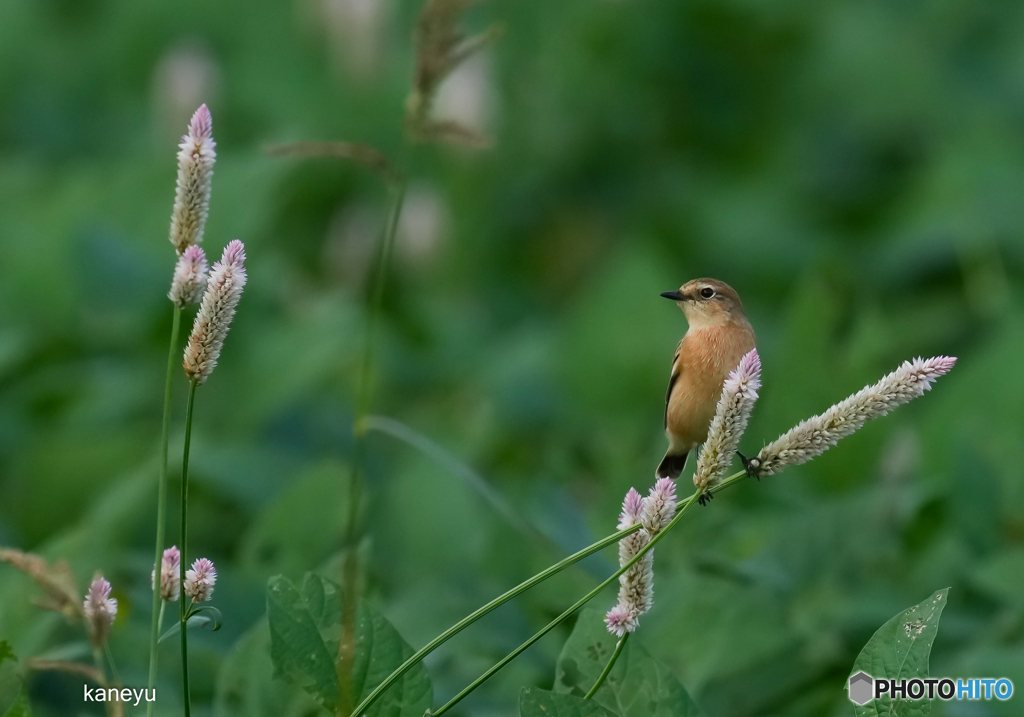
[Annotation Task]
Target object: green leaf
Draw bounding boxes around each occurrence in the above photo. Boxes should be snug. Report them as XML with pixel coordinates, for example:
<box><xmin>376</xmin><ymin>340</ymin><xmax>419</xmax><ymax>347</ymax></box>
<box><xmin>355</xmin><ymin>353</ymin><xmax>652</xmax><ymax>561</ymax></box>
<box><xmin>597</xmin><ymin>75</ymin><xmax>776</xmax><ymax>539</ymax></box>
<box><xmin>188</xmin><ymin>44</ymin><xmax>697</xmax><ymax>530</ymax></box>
<box><xmin>0</xmin><ymin>645</ymin><xmax>29</xmax><ymax>717</ymax></box>
<box><xmin>160</xmin><ymin>607</ymin><xmax>224</xmax><ymax>643</ymax></box>
<box><xmin>850</xmin><ymin>588</ymin><xmax>949</xmax><ymax>717</ymax></box>
<box><xmin>520</xmin><ymin>687</ymin><xmax>618</xmax><ymax>717</ymax></box>
<box><xmin>555</xmin><ymin>610</ymin><xmax>703</xmax><ymax>717</ymax></box>
<box><xmin>266</xmin><ymin>572</ymin><xmax>432</xmax><ymax>717</ymax></box>
<box><xmin>214</xmin><ymin>618</ymin><xmax>322</xmax><ymax>717</ymax></box>
<box><xmin>267</xmin><ymin>575</ymin><xmax>341</xmax><ymax>714</ymax></box>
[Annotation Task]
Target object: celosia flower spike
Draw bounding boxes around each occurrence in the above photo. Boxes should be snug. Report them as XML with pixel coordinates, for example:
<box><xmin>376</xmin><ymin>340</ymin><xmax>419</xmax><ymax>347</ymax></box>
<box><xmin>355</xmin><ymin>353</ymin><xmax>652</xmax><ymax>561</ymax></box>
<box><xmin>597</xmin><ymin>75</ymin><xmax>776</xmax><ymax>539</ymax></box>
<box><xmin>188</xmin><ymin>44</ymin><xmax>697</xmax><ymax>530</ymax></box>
<box><xmin>694</xmin><ymin>349</ymin><xmax>762</xmax><ymax>494</ymax></box>
<box><xmin>168</xmin><ymin>245</ymin><xmax>208</xmax><ymax>308</ymax></box>
<box><xmin>151</xmin><ymin>546</ymin><xmax>181</xmax><ymax>602</ymax></box>
<box><xmin>184</xmin><ymin>558</ymin><xmax>217</xmax><ymax>602</ymax></box>
<box><xmin>641</xmin><ymin>477</ymin><xmax>677</xmax><ymax>534</ymax></box>
<box><xmin>605</xmin><ymin>487</ymin><xmax>654</xmax><ymax>637</ymax></box>
<box><xmin>169</xmin><ymin>104</ymin><xmax>216</xmax><ymax>254</ymax></box>
<box><xmin>83</xmin><ymin>577</ymin><xmax>118</xmax><ymax>646</ymax></box>
<box><xmin>749</xmin><ymin>356</ymin><xmax>957</xmax><ymax>476</ymax></box>
<box><xmin>183</xmin><ymin>240</ymin><xmax>247</xmax><ymax>384</ymax></box>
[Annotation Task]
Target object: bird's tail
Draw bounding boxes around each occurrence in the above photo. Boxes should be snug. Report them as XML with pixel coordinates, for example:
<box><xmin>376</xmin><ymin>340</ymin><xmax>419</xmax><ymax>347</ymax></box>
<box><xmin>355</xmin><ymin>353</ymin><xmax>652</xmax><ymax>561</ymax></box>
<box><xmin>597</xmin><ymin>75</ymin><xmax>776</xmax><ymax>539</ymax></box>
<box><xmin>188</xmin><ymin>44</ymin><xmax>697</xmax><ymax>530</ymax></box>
<box><xmin>657</xmin><ymin>452</ymin><xmax>688</xmax><ymax>480</ymax></box>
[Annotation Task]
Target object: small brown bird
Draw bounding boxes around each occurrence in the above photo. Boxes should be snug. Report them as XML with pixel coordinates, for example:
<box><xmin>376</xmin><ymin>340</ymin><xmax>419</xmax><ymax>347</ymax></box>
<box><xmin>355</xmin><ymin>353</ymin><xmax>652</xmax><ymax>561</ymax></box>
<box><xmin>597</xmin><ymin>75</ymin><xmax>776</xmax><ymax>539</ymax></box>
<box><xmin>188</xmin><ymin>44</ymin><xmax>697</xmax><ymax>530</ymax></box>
<box><xmin>657</xmin><ymin>278</ymin><xmax>756</xmax><ymax>482</ymax></box>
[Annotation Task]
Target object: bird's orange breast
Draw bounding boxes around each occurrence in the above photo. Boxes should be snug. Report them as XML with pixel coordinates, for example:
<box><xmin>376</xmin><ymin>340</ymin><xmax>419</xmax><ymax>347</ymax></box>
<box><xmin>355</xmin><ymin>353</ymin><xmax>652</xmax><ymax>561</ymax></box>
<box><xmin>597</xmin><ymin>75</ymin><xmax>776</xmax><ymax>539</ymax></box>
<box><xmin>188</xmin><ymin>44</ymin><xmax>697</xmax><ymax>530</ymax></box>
<box><xmin>666</xmin><ymin>323</ymin><xmax>756</xmax><ymax>451</ymax></box>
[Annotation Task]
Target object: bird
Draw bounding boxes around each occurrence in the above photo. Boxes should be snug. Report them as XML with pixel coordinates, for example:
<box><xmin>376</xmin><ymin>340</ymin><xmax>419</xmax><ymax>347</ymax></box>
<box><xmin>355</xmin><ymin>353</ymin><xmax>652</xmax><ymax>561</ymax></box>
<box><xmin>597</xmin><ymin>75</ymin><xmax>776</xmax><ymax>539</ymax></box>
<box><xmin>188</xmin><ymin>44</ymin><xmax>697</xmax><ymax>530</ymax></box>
<box><xmin>657</xmin><ymin>278</ymin><xmax>756</xmax><ymax>492</ymax></box>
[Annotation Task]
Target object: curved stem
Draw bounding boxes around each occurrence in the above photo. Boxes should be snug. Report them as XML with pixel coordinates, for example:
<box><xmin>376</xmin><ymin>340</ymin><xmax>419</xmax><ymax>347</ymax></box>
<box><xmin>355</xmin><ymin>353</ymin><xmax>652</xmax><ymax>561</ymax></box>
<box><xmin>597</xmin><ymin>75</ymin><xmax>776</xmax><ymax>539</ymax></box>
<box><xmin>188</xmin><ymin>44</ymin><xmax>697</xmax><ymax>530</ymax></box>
<box><xmin>433</xmin><ymin>469</ymin><xmax>749</xmax><ymax>716</ymax></box>
<box><xmin>347</xmin><ymin>523</ymin><xmax>640</xmax><ymax>717</ymax></box>
<box><xmin>585</xmin><ymin>632</ymin><xmax>628</xmax><ymax>700</ymax></box>
<box><xmin>147</xmin><ymin>305</ymin><xmax>181</xmax><ymax>716</ymax></box>
<box><xmin>179</xmin><ymin>380</ymin><xmax>198</xmax><ymax>717</ymax></box>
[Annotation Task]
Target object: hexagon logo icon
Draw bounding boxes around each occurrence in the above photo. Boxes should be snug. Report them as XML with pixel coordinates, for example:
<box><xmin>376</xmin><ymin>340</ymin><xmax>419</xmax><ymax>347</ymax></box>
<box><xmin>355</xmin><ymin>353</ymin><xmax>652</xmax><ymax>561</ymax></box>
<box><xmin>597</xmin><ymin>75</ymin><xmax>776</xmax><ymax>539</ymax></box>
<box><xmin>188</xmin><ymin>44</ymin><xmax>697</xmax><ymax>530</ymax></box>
<box><xmin>848</xmin><ymin>671</ymin><xmax>874</xmax><ymax>706</ymax></box>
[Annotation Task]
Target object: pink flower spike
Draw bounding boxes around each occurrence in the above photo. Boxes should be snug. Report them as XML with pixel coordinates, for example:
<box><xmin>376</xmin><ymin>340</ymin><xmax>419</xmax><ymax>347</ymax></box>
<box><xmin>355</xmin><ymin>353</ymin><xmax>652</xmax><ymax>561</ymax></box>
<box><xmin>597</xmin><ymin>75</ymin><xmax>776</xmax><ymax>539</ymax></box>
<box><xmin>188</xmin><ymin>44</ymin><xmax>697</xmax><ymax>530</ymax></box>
<box><xmin>753</xmin><ymin>355</ymin><xmax>957</xmax><ymax>476</ymax></box>
<box><xmin>169</xmin><ymin>104</ymin><xmax>216</xmax><ymax>254</ymax></box>
<box><xmin>641</xmin><ymin>477</ymin><xmax>677</xmax><ymax>534</ymax></box>
<box><xmin>190</xmin><ymin>104</ymin><xmax>213</xmax><ymax>141</ymax></box>
<box><xmin>183</xmin><ymin>240</ymin><xmax>247</xmax><ymax>384</ymax></box>
<box><xmin>604</xmin><ymin>604</ymin><xmax>637</xmax><ymax>638</ymax></box>
<box><xmin>83</xmin><ymin>577</ymin><xmax>118</xmax><ymax>646</ymax></box>
<box><xmin>694</xmin><ymin>348</ymin><xmax>762</xmax><ymax>493</ymax></box>
<box><xmin>168</xmin><ymin>245</ymin><xmax>208</xmax><ymax>308</ymax></box>
<box><xmin>151</xmin><ymin>546</ymin><xmax>181</xmax><ymax>602</ymax></box>
<box><xmin>618</xmin><ymin>488</ymin><xmax>644</xmax><ymax>529</ymax></box>
<box><xmin>184</xmin><ymin>558</ymin><xmax>217</xmax><ymax>602</ymax></box>
<box><xmin>221</xmin><ymin>238</ymin><xmax>245</xmax><ymax>267</ymax></box>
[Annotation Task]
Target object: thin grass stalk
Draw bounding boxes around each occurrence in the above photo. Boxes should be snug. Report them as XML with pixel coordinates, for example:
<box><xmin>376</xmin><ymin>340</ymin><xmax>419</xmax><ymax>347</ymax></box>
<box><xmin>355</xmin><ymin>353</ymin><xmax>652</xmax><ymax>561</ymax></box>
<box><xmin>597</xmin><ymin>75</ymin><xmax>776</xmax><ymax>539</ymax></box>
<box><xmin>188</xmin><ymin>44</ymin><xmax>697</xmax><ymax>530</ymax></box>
<box><xmin>348</xmin><ymin>523</ymin><xmax>640</xmax><ymax>717</ymax></box>
<box><xmin>179</xmin><ymin>380</ymin><xmax>198</xmax><ymax>717</ymax></box>
<box><xmin>585</xmin><ymin>632</ymin><xmax>629</xmax><ymax>700</ymax></box>
<box><xmin>345</xmin><ymin>178</ymin><xmax>408</xmax><ymax>543</ymax></box>
<box><xmin>147</xmin><ymin>305</ymin><xmax>181</xmax><ymax>715</ymax></box>
<box><xmin>91</xmin><ymin>648</ymin><xmax>111</xmax><ymax>717</ymax></box>
<box><xmin>339</xmin><ymin>178</ymin><xmax>407</xmax><ymax>711</ymax></box>
<box><xmin>104</xmin><ymin>644</ymin><xmax>130</xmax><ymax>716</ymax></box>
<box><xmin>432</xmin><ymin>469</ymin><xmax>749</xmax><ymax>716</ymax></box>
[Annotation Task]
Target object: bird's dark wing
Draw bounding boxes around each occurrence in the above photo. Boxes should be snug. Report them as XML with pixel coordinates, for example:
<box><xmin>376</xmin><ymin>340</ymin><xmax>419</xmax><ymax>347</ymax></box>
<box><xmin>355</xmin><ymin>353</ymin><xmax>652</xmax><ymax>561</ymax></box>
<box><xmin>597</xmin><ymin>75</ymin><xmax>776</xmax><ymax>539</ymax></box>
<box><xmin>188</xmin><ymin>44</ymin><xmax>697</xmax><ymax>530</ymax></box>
<box><xmin>664</xmin><ymin>341</ymin><xmax>682</xmax><ymax>429</ymax></box>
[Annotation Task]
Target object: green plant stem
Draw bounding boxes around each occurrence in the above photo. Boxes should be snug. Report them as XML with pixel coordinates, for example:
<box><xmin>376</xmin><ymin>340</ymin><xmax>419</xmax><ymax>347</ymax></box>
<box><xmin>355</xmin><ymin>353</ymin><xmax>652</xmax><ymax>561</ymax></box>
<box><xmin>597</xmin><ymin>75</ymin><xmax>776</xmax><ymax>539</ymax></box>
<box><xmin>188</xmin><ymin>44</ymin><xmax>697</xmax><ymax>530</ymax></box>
<box><xmin>179</xmin><ymin>380</ymin><xmax>198</xmax><ymax>717</ymax></box>
<box><xmin>345</xmin><ymin>178</ymin><xmax>407</xmax><ymax>545</ymax></box>
<box><xmin>585</xmin><ymin>632</ymin><xmax>628</xmax><ymax>700</ymax></box>
<box><xmin>147</xmin><ymin>304</ymin><xmax>181</xmax><ymax>717</ymax></box>
<box><xmin>347</xmin><ymin>523</ymin><xmax>640</xmax><ymax>717</ymax></box>
<box><xmin>104</xmin><ymin>645</ymin><xmax>135</xmax><ymax>717</ymax></box>
<box><xmin>432</xmin><ymin>469</ymin><xmax>749</xmax><ymax>716</ymax></box>
<box><xmin>339</xmin><ymin>177</ymin><xmax>407</xmax><ymax>712</ymax></box>
<box><xmin>92</xmin><ymin>647</ymin><xmax>115</xmax><ymax>717</ymax></box>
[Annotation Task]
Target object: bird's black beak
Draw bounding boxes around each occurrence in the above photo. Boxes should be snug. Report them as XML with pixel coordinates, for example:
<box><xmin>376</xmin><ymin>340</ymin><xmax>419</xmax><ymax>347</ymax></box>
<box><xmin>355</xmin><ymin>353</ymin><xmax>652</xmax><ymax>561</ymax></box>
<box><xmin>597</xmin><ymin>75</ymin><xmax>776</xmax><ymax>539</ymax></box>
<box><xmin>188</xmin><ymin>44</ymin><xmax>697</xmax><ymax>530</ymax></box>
<box><xmin>661</xmin><ymin>290</ymin><xmax>687</xmax><ymax>302</ymax></box>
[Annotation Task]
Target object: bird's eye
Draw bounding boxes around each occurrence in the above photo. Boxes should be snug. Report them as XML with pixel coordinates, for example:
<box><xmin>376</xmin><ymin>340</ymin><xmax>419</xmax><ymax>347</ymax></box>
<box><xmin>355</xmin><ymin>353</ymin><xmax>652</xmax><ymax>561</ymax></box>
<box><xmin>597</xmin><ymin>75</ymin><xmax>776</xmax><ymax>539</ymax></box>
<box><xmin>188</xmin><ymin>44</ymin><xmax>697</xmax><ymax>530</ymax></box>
<box><xmin>699</xmin><ymin>287</ymin><xmax>715</xmax><ymax>299</ymax></box>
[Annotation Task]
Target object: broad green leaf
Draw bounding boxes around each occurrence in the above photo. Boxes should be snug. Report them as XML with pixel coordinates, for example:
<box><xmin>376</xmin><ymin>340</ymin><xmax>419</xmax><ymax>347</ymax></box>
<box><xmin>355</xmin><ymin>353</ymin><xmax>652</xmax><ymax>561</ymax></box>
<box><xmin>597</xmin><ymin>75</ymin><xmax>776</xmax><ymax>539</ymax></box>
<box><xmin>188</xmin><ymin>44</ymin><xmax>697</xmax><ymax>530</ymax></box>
<box><xmin>214</xmin><ymin>618</ymin><xmax>322</xmax><ymax>717</ymax></box>
<box><xmin>850</xmin><ymin>588</ymin><xmax>949</xmax><ymax>717</ymax></box>
<box><xmin>520</xmin><ymin>687</ymin><xmax>617</xmax><ymax>717</ymax></box>
<box><xmin>0</xmin><ymin>644</ymin><xmax>12</xmax><ymax>667</ymax></box>
<box><xmin>555</xmin><ymin>610</ymin><xmax>702</xmax><ymax>717</ymax></box>
<box><xmin>267</xmin><ymin>573</ymin><xmax>432</xmax><ymax>717</ymax></box>
<box><xmin>267</xmin><ymin>575</ymin><xmax>342</xmax><ymax>714</ymax></box>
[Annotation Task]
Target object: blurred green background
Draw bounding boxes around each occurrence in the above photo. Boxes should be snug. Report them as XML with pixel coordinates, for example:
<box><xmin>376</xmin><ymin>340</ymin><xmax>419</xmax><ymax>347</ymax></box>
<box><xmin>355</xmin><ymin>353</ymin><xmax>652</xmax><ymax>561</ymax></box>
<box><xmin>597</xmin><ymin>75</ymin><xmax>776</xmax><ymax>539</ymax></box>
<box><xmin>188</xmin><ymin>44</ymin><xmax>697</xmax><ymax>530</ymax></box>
<box><xmin>1</xmin><ymin>0</ymin><xmax>1022</xmax><ymax>715</ymax></box>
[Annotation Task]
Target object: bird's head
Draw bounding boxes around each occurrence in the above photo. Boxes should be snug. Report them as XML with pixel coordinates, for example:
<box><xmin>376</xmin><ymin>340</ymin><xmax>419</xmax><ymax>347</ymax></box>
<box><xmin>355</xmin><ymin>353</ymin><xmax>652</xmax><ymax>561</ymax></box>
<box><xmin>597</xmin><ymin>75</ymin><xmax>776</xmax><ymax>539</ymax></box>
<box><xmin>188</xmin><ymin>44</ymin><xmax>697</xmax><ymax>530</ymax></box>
<box><xmin>661</xmin><ymin>278</ymin><xmax>747</xmax><ymax>327</ymax></box>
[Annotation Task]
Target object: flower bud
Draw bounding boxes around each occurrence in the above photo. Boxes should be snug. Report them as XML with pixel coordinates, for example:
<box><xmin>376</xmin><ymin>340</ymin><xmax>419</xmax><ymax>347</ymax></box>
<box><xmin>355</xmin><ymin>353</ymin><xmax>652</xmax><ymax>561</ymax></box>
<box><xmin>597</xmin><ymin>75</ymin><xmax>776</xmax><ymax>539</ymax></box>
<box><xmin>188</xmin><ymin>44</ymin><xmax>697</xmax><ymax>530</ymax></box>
<box><xmin>83</xmin><ymin>577</ymin><xmax>117</xmax><ymax>646</ymax></box>
<box><xmin>184</xmin><ymin>557</ymin><xmax>216</xmax><ymax>602</ymax></box>
<box><xmin>151</xmin><ymin>546</ymin><xmax>181</xmax><ymax>602</ymax></box>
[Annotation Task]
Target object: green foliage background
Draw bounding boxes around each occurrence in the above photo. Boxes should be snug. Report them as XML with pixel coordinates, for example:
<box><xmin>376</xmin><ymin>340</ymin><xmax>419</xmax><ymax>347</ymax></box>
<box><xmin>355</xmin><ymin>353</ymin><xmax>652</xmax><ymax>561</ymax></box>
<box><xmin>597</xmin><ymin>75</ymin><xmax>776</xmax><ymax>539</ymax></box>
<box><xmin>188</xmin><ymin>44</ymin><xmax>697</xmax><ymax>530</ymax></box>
<box><xmin>1</xmin><ymin>0</ymin><xmax>1022</xmax><ymax>715</ymax></box>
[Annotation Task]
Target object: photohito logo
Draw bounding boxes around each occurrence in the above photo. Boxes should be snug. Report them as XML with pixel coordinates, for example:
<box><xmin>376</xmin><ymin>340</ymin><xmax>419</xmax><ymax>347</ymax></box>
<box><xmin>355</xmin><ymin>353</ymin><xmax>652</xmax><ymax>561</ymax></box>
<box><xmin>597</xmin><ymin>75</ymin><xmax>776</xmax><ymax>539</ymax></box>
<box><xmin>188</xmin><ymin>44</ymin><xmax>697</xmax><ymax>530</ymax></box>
<box><xmin>848</xmin><ymin>672</ymin><xmax>873</xmax><ymax>706</ymax></box>
<box><xmin>847</xmin><ymin>673</ymin><xmax>1013</xmax><ymax>705</ymax></box>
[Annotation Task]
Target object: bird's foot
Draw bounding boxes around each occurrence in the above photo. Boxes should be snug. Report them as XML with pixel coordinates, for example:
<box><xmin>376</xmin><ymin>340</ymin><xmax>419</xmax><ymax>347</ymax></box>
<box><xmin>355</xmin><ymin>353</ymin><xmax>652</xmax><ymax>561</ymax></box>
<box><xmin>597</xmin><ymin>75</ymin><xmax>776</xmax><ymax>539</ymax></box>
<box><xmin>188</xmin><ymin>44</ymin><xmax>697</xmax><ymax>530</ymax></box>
<box><xmin>737</xmin><ymin>451</ymin><xmax>762</xmax><ymax>480</ymax></box>
<box><xmin>697</xmin><ymin>490</ymin><xmax>714</xmax><ymax>507</ymax></box>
